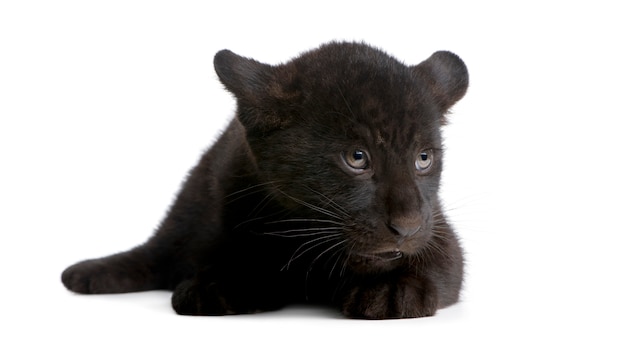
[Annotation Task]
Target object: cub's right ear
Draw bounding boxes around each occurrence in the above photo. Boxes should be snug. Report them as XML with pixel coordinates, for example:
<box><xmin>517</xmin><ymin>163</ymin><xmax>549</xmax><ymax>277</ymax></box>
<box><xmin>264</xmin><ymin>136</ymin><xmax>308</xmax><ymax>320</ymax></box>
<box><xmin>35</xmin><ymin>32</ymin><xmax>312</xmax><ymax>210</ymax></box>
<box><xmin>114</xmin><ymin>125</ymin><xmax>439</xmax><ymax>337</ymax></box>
<box><xmin>213</xmin><ymin>50</ymin><xmax>273</xmax><ymax>103</ymax></box>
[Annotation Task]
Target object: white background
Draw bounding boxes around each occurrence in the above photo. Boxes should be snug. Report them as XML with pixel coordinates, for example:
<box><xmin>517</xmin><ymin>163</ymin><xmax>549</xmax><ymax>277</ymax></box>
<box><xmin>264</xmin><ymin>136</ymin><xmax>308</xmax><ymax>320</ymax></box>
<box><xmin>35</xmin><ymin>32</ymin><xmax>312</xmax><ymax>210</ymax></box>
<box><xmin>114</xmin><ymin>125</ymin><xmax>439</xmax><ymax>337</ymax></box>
<box><xmin>1</xmin><ymin>1</ymin><xmax>625</xmax><ymax>349</ymax></box>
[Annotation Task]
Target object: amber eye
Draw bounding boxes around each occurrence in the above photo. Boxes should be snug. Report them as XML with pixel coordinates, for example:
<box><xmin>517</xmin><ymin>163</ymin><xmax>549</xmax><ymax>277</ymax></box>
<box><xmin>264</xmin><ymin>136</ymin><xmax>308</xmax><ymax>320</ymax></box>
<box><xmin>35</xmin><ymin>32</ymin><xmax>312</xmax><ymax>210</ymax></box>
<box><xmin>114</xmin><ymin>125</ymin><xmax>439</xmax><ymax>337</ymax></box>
<box><xmin>415</xmin><ymin>150</ymin><xmax>433</xmax><ymax>171</ymax></box>
<box><xmin>343</xmin><ymin>149</ymin><xmax>369</xmax><ymax>170</ymax></box>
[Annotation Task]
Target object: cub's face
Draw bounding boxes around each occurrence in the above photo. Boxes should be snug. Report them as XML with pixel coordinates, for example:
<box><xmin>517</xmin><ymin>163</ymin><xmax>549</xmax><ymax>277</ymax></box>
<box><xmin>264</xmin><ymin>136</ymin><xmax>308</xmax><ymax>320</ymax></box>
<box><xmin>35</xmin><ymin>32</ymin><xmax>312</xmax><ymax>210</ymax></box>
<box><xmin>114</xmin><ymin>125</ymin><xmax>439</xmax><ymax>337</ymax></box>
<box><xmin>214</xmin><ymin>42</ymin><xmax>468</xmax><ymax>272</ymax></box>
<box><xmin>253</xmin><ymin>68</ymin><xmax>444</xmax><ymax>272</ymax></box>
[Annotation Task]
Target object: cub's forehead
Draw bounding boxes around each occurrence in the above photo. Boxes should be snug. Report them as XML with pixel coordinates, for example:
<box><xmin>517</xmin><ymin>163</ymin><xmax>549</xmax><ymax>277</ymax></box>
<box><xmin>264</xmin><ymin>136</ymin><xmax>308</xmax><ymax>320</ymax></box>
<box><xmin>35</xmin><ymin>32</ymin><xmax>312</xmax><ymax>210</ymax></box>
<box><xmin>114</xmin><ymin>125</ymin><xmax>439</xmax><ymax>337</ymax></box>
<box><xmin>328</xmin><ymin>83</ymin><xmax>439</xmax><ymax>135</ymax></box>
<box><xmin>282</xmin><ymin>44</ymin><xmax>445</xmax><ymax>148</ymax></box>
<box><xmin>296</xmin><ymin>69</ymin><xmax>441</xmax><ymax>150</ymax></box>
<box><xmin>350</xmin><ymin>111</ymin><xmax>441</xmax><ymax>151</ymax></box>
<box><xmin>310</xmin><ymin>96</ymin><xmax>441</xmax><ymax>158</ymax></box>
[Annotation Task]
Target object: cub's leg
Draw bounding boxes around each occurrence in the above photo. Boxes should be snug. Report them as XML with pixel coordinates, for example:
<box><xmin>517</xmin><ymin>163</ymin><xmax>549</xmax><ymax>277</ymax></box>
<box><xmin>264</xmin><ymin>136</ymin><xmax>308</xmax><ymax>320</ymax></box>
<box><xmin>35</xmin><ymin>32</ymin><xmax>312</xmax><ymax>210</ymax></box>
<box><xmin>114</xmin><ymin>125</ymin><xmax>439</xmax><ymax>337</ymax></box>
<box><xmin>341</xmin><ymin>273</ymin><xmax>439</xmax><ymax>319</ymax></box>
<box><xmin>171</xmin><ymin>266</ymin><xmax>286</xmax><ymax>316</ymax></box>
<box><xmin>61</xmin><ymin>245</ymin><xmax>167</xmax><ymax>294</ymax></box>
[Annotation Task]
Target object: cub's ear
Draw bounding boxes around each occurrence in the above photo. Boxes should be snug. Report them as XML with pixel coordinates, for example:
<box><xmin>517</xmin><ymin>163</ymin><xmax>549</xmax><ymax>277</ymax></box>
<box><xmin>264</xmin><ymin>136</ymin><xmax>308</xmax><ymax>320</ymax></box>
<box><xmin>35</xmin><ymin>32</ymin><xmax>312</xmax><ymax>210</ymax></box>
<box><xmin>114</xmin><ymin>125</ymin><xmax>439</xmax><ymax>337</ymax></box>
<box><xmin>414</xmin><ymin>51</ymin><xmax>469</xmax><ymax>113</ymax></box>
<box><xmin>214</xmin><ymin>50</ymin><xmax>299</xmax><ymax>132</ymax></box>
<box><xmin>214</xmin><ymin>49</ymin><xmax>273</xmax><ymax>103</ymax></box>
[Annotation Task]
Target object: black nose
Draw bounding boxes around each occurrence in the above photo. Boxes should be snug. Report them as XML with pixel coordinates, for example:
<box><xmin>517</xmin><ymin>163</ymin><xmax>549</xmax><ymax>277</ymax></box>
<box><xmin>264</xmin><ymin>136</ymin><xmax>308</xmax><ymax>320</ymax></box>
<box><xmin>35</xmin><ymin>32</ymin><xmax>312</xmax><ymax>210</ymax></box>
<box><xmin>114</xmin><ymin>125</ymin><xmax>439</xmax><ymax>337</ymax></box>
<box><xmin>388</xmin><ymin>223</ymin><xmax>422</xmax><ymax>237</ymax></box>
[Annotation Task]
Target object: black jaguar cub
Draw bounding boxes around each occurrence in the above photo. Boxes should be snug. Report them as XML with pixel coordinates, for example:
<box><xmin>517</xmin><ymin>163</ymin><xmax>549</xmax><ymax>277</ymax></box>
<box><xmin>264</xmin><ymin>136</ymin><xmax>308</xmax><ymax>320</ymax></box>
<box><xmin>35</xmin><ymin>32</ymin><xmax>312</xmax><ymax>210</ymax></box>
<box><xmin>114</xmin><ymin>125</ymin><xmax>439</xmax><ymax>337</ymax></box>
<box><xmin>62</xmin><ymin>42</ymin><xmax>468</xmax><ymax>319</ymax></box>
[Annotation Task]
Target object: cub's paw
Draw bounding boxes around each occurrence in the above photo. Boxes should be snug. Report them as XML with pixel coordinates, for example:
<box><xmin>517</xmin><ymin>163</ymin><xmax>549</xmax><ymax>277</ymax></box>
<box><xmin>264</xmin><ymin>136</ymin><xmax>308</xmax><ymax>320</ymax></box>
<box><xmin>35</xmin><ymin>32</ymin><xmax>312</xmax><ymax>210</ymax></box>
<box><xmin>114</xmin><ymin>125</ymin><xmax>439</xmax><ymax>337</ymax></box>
<box><xmin>62</xmin><ymin>256</ymin><xmax>151</xmax><ymax>294</ymax></box>
<box><xmin>341</xmin><ymin>275</ymin><xmax>438</xmax><ymax>319</ymax></box>
<box><xmin>62</xmin><ymin>260</ymin><xmax>111</xmax><ymax>294</ymax></box>
<box><xmin>171</xmin><ymin>279</ymin><xmax>236</xmax><ymax>316</ymax></box>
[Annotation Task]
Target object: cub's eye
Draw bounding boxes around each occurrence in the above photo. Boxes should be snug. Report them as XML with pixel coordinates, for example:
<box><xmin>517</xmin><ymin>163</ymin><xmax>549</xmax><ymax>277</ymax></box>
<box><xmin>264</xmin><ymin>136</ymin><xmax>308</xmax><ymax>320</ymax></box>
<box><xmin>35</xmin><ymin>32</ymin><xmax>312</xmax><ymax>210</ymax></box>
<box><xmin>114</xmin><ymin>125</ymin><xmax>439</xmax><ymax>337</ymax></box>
<box><xmin>343</xmin><ymin>149</ymin><xmax>370</xmax><ymax>170</ymax></box>
<box><xmin>415</xmin><ymin>150</ymin><xmax>433</xmax><ymax>172</ymax></box>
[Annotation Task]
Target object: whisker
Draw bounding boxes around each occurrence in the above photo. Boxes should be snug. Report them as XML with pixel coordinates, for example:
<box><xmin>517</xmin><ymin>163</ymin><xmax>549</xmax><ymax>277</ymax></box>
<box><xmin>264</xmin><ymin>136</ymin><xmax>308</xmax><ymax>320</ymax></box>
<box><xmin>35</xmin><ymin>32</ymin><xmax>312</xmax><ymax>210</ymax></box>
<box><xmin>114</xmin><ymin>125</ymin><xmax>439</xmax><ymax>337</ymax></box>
<box><xmin>276</xmin><ymin>189</ymin><xmax>345</xmax><ymax>220</ymax></box>
<box><xmin>247</xmin><ymin>191</ymin><xmax>277</xmax><ymax>218</ymax></box>
<box><xmin>231</xmin><ymin>207</ymin><xmax>291</xmax><ymax>230</ymax></box>
<box><xmin>262</xmin><ymin>227</ymin><xmax>342</xmax><ymax>238</ymax></box>
<box><xmin>264</xmin><ymin>218</ymin><xmax>344</xmax><ymax>226</ymax></box>
<box><xmin>282</xmin><ymin>234</ymin><xmax>342</xmax><ymax>271</ymax></box>
<box><xmin>340</xmin><ymin>242</ymin><xmax>357</xmax><ymax>277</ymax></box>
<box><xmin>293</xmin><ymin>235</ymin><xmax>342</xmax><ymax>258</ymax></box>
<box><xmin>310</xmin><ymin>239</ymin><xmax>347</xmax><ymax>267</ymax></box>
<box><xmin>430</xmin><ymin>229</ymin><xmax>453</xmax><ymax>241</ymax></box>
<box><xmin>337</xmin><ymin>86</ymin><xmax>358</xmax><ymax>122</ymax></box>
<box><xmin>303</xmin><ymin>186</ymin><xmax>350</xmax><ymax>218</ymax></box>
<box><xmin>224</xmin><ymin>181</ymin><xmax>277</xmax><ymax>198</ymax></box>
<box><xmin>224</xmin><ymin>181</ymin><xmax>279</xmax><ymax>203</ymax></box>
<box><xmin>303</xmin><ymin>239</ymin><xmax>347</xmax><ymax>301</ymax></box>
<box><xmin>427</xmin><ymin>240</ymin><xmax>448</xmax><ymax>258</ymax></box>
<box><xmin>326</xmin><ymin>243</ymin><xmax>347</xmax><ymax>279</ymax></box>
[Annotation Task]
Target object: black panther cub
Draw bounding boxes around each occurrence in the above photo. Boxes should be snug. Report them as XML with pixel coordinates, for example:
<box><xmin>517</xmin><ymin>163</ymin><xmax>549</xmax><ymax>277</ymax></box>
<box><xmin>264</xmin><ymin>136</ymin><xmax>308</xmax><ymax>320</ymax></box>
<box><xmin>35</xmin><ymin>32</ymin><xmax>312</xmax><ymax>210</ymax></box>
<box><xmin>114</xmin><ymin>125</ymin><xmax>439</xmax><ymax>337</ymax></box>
<box><xmin>62</xmin><ymin>42</ymin><xmax>468</xmax><ymax>319</ymax></box>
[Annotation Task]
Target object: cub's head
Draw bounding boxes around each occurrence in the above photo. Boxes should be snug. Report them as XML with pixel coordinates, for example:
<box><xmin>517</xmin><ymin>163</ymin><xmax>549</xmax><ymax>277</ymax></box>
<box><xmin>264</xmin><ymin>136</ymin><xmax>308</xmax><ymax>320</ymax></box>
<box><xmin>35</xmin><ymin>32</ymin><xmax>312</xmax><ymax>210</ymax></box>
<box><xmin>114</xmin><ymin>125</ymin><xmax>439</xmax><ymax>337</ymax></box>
<box><xmin>215</xmin><ymin>42</ymin><xmax>468</xmax><ymax>272</ymax></box>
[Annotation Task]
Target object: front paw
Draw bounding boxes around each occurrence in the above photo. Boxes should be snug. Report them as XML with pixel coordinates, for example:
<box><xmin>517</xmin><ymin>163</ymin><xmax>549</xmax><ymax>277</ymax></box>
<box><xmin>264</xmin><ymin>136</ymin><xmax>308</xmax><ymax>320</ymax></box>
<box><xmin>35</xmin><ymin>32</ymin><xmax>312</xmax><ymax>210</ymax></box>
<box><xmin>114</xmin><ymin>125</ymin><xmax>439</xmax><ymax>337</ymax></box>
<box><xmin>171</xmin><ymin>279</ymin><xmax>235</xmax><ymax>316</ymax></box>
<box><xmin>62</xmin><ymin>259</ymin><xmax>122</xmax><ymax>294</ymax></box>
<box><xmin>341</xmin><ymin>275</ymin><xmax>438</xmax><ymax>319</ymax></box>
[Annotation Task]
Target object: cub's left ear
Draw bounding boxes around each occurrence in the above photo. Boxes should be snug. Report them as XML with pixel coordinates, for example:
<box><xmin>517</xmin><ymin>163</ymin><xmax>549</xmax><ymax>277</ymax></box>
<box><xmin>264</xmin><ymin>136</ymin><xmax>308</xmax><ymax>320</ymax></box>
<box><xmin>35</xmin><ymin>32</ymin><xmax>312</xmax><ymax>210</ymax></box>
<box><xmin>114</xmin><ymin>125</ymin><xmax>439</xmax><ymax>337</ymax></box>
<box><xmin>414</xmin><ymin>51</ymin><xmax>469</xmax><ymax>113</ymax></box>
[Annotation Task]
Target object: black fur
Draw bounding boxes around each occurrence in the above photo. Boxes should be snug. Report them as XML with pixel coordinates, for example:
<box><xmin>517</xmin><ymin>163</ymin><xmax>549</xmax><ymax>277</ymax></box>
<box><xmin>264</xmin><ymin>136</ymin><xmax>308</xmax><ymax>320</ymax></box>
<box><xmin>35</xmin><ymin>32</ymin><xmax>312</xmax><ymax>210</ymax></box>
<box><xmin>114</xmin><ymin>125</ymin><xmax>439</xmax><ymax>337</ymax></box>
<box><xmin>62</xmin><ymin>42</ymin><xmax>469</xmax><ymax>319</ymax></box>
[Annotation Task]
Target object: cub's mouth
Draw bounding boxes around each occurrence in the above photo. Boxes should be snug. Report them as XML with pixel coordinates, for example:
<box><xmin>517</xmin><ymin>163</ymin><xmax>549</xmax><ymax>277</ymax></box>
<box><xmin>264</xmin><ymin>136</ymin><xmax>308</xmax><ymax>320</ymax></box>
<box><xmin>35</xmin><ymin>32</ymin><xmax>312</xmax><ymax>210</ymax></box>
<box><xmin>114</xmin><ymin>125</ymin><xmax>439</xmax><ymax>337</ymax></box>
<box><xmin>357</xmin><ymin>249</ymin><xmax>403</xmax><ymax>262</ymax></box>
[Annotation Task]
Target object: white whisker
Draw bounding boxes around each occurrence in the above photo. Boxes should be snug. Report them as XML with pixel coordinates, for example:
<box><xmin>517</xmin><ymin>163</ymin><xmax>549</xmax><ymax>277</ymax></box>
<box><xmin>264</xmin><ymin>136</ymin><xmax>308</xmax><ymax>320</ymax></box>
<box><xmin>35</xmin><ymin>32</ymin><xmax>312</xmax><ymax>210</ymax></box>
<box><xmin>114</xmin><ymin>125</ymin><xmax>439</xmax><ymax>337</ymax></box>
<box><xmin>263</xmin><ymin>227</ymin><xmax>342</xmax><ymax>238</ymax></box>
<box><xmin>275</xmin><ymin>188</ymin><xmax>346</xmax><ymax>220</ymax></box>
<box><xmin>265</xmin><ymin>218</ymin><xmax>344</xmax><ymax>226</ymax></box>
<box><xmin>303</xmin><ymin>186</ymin><xmax>350</xmax><ymax>218</ymax></box>
<box><xmin>310</xmin><ymin>239</ymin><xmax>347</xmax><ymax>267</ymax></box>
<box><xmin>282</xmin><ymin>234</ymin><xmax>342</xmax><ymax>271</ymax></box>
<box><xmin>224</xmin><ymin>181</ymin><xmax>279</xmax><ymax>203</ymax></box>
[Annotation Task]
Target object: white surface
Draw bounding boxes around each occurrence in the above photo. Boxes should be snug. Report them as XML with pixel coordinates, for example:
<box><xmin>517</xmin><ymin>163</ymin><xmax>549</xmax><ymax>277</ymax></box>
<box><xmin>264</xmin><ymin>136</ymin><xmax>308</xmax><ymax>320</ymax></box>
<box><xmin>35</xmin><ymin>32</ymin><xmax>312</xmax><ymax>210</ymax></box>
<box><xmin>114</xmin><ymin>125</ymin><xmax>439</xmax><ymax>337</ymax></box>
<box><xmin>1</xmin><ymin>1</ymin><xmax>625</xmax><ymax>350</ymax></box>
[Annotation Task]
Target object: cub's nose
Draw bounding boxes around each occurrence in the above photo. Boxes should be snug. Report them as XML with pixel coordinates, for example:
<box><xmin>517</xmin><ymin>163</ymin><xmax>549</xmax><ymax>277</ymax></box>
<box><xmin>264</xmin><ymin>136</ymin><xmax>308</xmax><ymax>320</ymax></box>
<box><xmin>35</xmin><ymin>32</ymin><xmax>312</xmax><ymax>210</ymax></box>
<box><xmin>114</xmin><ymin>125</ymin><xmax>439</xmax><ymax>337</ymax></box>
<box><xmin>388</xmin><ymin>222</ymin><xmax>422</xmax><ymax>237</ymax></box>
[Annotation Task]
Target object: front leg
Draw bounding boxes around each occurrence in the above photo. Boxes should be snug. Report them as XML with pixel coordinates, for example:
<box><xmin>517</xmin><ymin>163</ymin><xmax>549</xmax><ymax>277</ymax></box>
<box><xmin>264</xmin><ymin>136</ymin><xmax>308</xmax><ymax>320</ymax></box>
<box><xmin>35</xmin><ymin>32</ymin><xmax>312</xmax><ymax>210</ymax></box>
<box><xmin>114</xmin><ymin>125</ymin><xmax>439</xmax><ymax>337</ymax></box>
<box><xmin>341</xmin><ymin>273</ymin><xmax>439</xmax><ymax>319</ymax></box>
<box><xmin>171</xmin><ymin>278</ymin><xmax>237</xmax><ymax>316</ymax></box>
<box><xmin>171</xmin><ymin>270</ymin><xmax>286</xmax><ymax>316</ymax></box>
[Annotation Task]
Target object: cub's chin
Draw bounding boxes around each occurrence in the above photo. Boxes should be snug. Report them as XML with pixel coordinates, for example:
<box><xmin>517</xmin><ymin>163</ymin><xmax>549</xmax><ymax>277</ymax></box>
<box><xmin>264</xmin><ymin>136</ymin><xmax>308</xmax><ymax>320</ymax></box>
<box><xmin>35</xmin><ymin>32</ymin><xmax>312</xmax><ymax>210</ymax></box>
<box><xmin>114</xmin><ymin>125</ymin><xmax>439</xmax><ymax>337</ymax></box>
<box><xmin>345</xmin><ymin>231</ymin><xmax>433</xmax><ymax>274</ymax></box>
<box><xmin>347</xmin><ymin>249</ymin><xmax>407</xmax><ymax>273</ymax></box>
